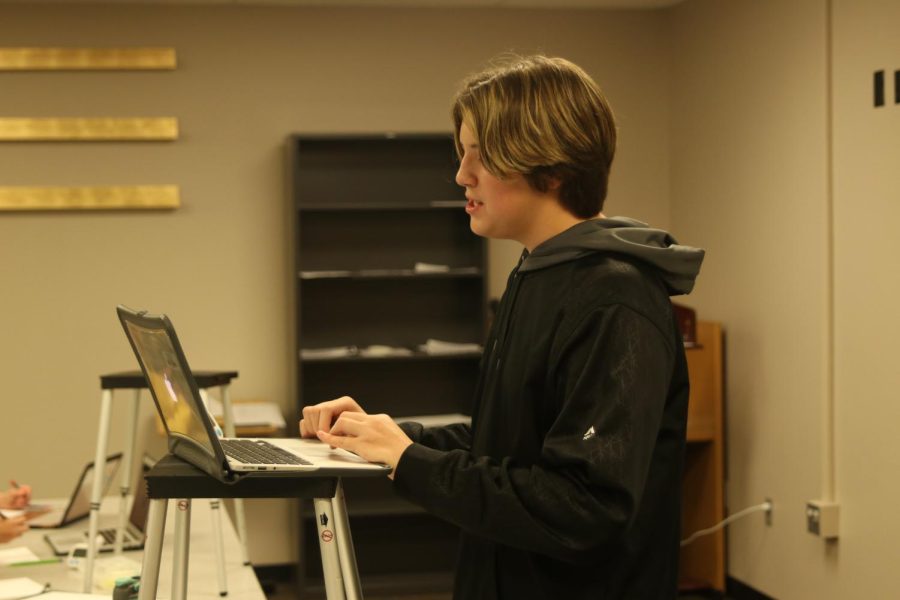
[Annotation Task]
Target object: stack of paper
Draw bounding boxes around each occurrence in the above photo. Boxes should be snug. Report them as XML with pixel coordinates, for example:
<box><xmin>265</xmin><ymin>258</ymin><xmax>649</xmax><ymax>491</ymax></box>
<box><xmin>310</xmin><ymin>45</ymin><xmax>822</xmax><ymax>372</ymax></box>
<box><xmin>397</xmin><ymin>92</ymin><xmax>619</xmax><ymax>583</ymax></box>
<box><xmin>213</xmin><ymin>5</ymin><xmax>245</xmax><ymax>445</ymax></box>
<box><xmin>413</xmin><ymin>262</ymin><xmax>451</xmax><ymax>273</ymax></box>
<box><xmin>359</xmin><ymin>345</ymin><xmax>413</xmax><ymax>358</ymax></box>
<box><xmin>419</xmin><ymin>339</ymin><xmax>483</xmax><ymax>355</ymax></box>
<box><xmin>300</xmin><ymin>346</ymin><xmax>358</xmax><ymax>360</ymax></box>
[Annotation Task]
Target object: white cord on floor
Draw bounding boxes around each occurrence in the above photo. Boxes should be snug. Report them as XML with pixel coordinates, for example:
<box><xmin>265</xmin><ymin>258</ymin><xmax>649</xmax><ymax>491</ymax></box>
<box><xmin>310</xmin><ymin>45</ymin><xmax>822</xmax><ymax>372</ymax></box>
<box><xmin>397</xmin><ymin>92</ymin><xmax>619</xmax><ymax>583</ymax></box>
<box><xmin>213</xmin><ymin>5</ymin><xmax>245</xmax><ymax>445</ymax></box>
<box><xmin>680</xmin><ymin>500</ymin><xmax>773</xmax><ymax>547</ymax></box>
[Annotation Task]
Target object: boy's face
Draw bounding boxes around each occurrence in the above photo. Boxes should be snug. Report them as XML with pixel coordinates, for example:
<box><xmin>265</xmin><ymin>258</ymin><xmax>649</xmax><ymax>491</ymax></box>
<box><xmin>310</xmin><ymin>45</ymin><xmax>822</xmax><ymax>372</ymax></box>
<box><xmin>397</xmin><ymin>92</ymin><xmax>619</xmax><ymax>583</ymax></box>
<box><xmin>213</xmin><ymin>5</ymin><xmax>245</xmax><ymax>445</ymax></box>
<box><xmin>456</xmin><ymin>122</ymin><xmax>551</xmax><ymax>250</ymax></box>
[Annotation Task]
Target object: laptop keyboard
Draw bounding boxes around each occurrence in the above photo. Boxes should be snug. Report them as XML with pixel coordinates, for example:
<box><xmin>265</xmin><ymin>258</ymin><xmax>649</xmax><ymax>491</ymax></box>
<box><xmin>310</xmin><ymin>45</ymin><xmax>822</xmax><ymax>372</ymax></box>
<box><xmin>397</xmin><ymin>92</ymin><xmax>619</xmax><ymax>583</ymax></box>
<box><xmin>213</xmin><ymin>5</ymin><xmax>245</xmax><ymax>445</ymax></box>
<box><xmin>98</xmin><ymin>528</ymin><xmax>137</xmax><ymax>544</ymax></box>
<box><xmin>221</xmin><ymin>439</ymin><xmax>312</xmax><ymax>466</ymax></box>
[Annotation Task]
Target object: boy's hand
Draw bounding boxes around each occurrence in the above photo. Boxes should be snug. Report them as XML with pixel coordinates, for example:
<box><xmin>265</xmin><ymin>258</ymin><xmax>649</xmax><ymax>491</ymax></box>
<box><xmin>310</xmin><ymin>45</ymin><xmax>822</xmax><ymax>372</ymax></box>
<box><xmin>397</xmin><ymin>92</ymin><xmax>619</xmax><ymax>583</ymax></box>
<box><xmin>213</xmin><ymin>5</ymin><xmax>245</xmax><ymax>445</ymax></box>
<box><xmin>299</xmin><ymin>396</ymin><xmax>366</xmax><ymax>439</ymax></box>
<box><xmin>316</xmin><ymin>413</ymin><xmax>412</xmax><ymax>479</ymax></box>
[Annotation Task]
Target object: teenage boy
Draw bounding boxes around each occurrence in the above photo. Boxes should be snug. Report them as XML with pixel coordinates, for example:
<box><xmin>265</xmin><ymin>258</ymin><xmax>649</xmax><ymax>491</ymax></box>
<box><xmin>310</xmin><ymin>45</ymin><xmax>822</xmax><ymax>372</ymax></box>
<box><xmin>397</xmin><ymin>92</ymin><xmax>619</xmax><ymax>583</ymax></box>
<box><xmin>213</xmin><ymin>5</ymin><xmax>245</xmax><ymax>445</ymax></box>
<box><xmin>300</xmin><ymin>55</ymin><xmax>705</xmax><ymax>599</ymax></box>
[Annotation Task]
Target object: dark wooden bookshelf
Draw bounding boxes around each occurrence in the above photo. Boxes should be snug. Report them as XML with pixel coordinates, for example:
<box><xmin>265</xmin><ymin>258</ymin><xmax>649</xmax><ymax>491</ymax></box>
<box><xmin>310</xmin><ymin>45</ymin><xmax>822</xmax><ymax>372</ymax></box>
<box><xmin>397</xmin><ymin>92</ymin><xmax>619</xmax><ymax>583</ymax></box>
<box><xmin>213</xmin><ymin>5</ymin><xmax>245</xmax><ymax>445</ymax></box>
<box><xmin>289</xmin><ymin>133</ymin><xmax>486</xmax><ymax>596</ymax></box>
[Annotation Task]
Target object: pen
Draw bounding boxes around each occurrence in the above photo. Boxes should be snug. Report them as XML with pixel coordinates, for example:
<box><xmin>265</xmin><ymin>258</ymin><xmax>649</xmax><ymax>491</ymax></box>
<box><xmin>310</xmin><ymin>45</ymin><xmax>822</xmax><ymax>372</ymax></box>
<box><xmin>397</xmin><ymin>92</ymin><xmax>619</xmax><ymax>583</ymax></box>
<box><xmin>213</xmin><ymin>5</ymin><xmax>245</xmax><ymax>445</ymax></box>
<box><xmin>9</xmin><ymin>558</ymin><xmax>62</xmax><ymax>567</ymax></box>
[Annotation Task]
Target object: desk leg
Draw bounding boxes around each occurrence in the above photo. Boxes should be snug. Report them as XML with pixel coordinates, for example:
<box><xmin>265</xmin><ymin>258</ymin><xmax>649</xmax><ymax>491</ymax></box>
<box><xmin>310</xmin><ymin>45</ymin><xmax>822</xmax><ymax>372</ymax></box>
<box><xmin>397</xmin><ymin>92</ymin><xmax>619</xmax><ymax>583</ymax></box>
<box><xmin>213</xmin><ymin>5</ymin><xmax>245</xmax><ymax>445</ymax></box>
<box><xmin>115</xmin><ymin>389</ymin><xmax>141</xmax><ymax>555</ymax></box>
<box><xmin>332</xmin><ymin>480</ymin><xmax>363</xmax><ymax>600</ymax></box>
<box><xmin>210</xmin><ymin>498</ymin><xmax>229</xmax><ymax>596</ymax></box>
<box><xmin>84</xmin><ymin>388</ymin><xmax>113</xmax><ymax>592</ymax></box>
<box><xmin>138</xmin><ymin>498</ymin><xmax>168</xmax><ymax>600</ymax></box>
<box><xmin>313</xmin><ymin>497</ymin><xmax>345</xmax><ymax>600</ymax></box>
<box><xmin>171</xmin><ymin>499</ymin><xmax>192</xmax><ymax>600</ymax></box>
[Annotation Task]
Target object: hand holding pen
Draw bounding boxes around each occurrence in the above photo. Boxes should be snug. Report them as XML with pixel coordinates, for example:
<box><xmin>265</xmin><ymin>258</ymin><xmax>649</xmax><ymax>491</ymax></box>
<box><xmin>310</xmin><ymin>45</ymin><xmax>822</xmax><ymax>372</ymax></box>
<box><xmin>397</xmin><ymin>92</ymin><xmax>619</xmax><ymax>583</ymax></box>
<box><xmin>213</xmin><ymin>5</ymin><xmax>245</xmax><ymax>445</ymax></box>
<box><xmin>0</xmin><ymin>480</ymin><xmax>32</xmax><ymax>510</ymax></box>
<box><xmin>0</xmin><ymin>514</ymin><xmax>28</xmax><ymax>543</ymax></box>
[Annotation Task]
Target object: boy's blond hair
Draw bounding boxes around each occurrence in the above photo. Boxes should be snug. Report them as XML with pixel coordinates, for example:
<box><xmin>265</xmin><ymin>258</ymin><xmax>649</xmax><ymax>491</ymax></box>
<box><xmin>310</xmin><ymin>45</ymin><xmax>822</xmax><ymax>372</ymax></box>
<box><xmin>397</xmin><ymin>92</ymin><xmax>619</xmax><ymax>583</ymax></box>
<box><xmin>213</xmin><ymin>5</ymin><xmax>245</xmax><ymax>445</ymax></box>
<box><xmin>452</xmin><ymin>55</ymin><xmax>617</xmax><ymax>218</ymax></box>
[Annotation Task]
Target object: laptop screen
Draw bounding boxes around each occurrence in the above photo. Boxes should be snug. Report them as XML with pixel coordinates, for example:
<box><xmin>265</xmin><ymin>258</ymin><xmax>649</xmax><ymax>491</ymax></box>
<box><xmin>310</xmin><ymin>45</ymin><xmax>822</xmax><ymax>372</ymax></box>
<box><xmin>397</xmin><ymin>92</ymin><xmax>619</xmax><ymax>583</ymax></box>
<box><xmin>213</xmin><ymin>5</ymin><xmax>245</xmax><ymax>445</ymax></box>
<box><xmin>64</xmin><ymin>454</ymin><xmax>122</xmax><ymax>525</ymax></box>
<box><xmin>123</xmin><ymin>321</ymin><xmax>216</xmax><ymax>458</ymax></box>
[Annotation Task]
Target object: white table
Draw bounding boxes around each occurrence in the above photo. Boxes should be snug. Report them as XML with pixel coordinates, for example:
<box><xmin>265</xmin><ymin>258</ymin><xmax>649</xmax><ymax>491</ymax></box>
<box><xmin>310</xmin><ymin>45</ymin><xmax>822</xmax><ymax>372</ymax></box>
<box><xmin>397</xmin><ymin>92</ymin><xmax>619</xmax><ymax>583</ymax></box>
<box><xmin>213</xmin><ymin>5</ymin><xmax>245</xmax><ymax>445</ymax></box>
<box><xmin>0</xmin><ymin>497</ymin><xmax>265</xmax><ymax>599</ymax></box>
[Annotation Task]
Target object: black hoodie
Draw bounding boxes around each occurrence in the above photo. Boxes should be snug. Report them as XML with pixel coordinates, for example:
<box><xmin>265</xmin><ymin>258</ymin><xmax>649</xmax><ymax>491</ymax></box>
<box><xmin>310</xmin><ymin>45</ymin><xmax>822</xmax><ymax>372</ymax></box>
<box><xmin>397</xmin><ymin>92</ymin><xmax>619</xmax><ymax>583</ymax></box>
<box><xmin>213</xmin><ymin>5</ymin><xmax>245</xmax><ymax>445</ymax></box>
<box><xmin>394</xmin><ymin>217</ymin><xmax>705</xmax><ymax>599</ymax></box>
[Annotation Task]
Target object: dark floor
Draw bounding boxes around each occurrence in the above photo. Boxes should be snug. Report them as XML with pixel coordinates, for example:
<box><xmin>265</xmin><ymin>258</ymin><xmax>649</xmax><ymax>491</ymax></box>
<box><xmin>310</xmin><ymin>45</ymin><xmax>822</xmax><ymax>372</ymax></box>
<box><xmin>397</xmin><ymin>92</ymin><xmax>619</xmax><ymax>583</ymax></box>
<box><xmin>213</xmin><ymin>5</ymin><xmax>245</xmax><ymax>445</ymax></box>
<box><xmin>257</xmin><ymin>564</ymin><xmax>732</xmax><ymax>600</ymax></box>
<box><xmin>262</xmin><ymin>579</ymin><xmax>727</xmax><ymax>600</ymax></box>
<box><xmin>265</xmin><ymin>590</ymin><xmax>727</xmax><ymax>600</ymax></box>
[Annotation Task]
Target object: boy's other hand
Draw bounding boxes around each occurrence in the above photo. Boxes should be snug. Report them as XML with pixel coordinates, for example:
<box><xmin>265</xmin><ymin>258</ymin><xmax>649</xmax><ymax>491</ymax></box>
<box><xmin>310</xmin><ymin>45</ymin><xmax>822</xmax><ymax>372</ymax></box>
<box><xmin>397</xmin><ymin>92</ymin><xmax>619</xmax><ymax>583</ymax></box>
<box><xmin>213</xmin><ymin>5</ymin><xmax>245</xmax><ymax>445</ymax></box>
<box><xmin>299</xmin><ymin>396</ymin><xmax>366</xmax><ymax>438</ymax></box>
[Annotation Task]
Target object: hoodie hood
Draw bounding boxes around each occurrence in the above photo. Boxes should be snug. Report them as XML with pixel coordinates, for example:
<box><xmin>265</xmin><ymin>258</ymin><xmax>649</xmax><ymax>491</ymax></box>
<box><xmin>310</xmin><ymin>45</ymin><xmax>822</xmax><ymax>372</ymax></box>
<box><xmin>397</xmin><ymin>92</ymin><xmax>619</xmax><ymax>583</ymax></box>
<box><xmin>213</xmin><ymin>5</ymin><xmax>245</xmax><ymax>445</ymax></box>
<box><xmin>519</xmin><ymin>217</ymin><xmax>705</xmax><ymax>295</ymax></box>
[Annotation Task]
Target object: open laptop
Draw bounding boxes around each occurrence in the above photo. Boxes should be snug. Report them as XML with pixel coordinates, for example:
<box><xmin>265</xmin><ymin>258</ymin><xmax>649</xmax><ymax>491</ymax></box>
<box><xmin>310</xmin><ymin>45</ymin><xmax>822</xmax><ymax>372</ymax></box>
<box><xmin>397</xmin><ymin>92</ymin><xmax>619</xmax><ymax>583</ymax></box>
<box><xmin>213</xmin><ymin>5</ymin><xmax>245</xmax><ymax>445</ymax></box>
<box><xmin>44</xmin><ymin>455</ymin><xmax>155</xmax><ymax>556</ymax></box>
<box><xmin>116</xmin><ymin>305</ymin><xmax>391</xmax><ymax>482</ymax></box>
<box><xmin>24</xmin><ymin>454</ymin><xmax>122</xmax><ymax>529</ymax></box>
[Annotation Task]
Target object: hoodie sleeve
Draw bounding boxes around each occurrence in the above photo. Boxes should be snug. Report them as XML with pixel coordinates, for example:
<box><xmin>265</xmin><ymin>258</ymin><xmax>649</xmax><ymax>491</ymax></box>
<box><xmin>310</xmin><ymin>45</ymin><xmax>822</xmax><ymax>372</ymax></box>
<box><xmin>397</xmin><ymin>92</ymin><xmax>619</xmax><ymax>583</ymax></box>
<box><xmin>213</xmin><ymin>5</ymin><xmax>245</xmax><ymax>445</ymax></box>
<box><xmin>398</xmin><ymin>421</ymin><xmax>473</xmax><ymax>452</ymax></box>
<box><xmin>392</xmin><ymin>304</ymin><xmax>674</xmax><ymax>563</ymax></box>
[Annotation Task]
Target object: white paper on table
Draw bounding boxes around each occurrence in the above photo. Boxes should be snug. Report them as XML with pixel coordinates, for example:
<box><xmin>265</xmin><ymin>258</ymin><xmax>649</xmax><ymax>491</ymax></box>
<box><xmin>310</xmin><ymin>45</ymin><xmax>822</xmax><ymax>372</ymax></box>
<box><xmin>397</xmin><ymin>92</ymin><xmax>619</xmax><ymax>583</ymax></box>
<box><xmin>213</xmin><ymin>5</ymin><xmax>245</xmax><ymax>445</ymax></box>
<box><xmin>39</xmin><ymin>593</ymin><xmax>110</xmax><ymax>599</ymax></box>
<box><xmin>0</xmin><ymin>546</ymin><xmax>39</xmax><ymax>566</ymax></box>
<box><xmin>0</xmin><ymin>577</ymin><xmax>45</xmax><ymax>599</ymax></box>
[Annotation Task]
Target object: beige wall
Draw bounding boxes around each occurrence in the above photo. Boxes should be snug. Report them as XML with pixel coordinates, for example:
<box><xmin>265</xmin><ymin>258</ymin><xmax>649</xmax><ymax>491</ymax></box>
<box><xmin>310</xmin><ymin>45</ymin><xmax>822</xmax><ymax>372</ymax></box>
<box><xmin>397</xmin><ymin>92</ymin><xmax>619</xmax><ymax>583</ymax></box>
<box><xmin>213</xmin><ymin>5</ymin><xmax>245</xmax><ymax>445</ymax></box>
<box><xmin>831</xmin><ymin>0</ymin><xmax>900</xmax><ymax>594</ymax></box>
<box><xmin>0</xmin><ymin>4</ymin><xmax>670</xmax><ymax>564</ymax></box>
<box><xmin>670</xmin><ymin>0</ymin><xmax>900</xmax><ymax>597</ymax></box>
<box><xmin>669</xmin><ymin>2</ymin><xmax>831</xmax><ymax>595</ymax></box>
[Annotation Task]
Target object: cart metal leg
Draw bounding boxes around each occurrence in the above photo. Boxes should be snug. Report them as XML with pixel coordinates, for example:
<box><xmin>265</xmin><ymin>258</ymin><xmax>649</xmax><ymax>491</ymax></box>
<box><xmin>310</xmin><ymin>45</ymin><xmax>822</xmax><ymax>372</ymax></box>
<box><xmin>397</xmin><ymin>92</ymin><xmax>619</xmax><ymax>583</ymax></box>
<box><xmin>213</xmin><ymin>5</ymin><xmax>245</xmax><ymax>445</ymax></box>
<box><xmin>314</xmin><ymin>478</ymin><xmax>362</xmax><ymax>600</ymax></box>
<box><xmin>313</xmin><ymin>495</ymin><xmax>343</xmax><ymax>600</ymax></box>
<box><xmin>137</xmin><ymin>498</ymin><xmax>168</xmax><ymax>600</ymax></box>
<box><xmin>210</xmin><ymin>499</ymin><xmax>229</xmax><ymax>596</ymax></box>
<box><xmin>332</xmin><ymin>480</ymin><xmax>362</xmax><ymax>600</ymax></box>
<box><xmin>171</xmin><ymin>499</ymin><xmax>192</xmax><ymax>600</ymax></box>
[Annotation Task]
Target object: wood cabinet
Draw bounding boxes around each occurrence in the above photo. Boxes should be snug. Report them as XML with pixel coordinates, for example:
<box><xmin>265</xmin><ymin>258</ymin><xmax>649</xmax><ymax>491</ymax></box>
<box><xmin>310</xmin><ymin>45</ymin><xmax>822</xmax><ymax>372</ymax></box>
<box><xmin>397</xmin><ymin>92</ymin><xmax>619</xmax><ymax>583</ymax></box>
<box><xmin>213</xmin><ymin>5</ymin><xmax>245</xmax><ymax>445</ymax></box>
<box><xmin>680</xmin><ymin>320</ymin><xmax>726</xmax><ymax>591</ymax></box>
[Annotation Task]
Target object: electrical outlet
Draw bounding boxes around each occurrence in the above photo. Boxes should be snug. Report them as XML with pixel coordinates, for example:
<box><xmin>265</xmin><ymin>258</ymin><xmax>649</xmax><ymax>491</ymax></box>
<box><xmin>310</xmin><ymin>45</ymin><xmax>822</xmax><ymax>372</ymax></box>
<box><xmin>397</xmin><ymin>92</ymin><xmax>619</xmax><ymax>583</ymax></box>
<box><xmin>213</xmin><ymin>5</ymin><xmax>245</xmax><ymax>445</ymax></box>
<box><xmin>764</xmin><ymin>498</ymin><xmax>773</xmax><ymax>526</ymax></box>
<box><xmin>806</xmin><ymin>500</ymin><xmax>839</xmax><ymax>539</ymax></box>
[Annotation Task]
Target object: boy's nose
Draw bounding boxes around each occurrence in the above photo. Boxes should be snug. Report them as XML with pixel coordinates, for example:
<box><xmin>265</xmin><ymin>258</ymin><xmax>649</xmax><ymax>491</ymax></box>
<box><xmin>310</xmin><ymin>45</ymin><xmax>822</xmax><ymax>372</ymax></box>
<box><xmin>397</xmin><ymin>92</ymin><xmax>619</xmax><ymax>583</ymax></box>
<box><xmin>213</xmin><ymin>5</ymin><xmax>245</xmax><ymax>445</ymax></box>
<box><xmin>456</xmin><ymin>162</ymin><xmax>475</xmax><ymax>188</ymax></box>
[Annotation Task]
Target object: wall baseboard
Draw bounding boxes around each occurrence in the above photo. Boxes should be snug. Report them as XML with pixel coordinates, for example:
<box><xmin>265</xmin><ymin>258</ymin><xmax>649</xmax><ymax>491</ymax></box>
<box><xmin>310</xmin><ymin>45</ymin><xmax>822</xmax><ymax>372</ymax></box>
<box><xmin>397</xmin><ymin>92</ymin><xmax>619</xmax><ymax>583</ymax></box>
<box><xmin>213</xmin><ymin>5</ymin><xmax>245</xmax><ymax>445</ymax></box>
<box><xmin>727</xmin><ymin>576</ymin><xmax>776</xmax><ymax>600</ymax></box>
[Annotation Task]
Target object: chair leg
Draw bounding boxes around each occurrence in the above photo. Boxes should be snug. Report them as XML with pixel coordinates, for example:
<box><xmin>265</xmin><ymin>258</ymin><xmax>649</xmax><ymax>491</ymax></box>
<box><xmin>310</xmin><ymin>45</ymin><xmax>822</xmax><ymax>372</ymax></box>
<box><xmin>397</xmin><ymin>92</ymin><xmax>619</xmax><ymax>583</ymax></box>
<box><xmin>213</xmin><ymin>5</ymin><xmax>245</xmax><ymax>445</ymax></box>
<box><xmin>84</xmin><ymin>389</ymin><xmax>114</xmax><ymax>593</ymax></box>
<box><xmin>115</xmin><ymin>389</ymin><xmax>141</xmax><ymax>555</ymax></box>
